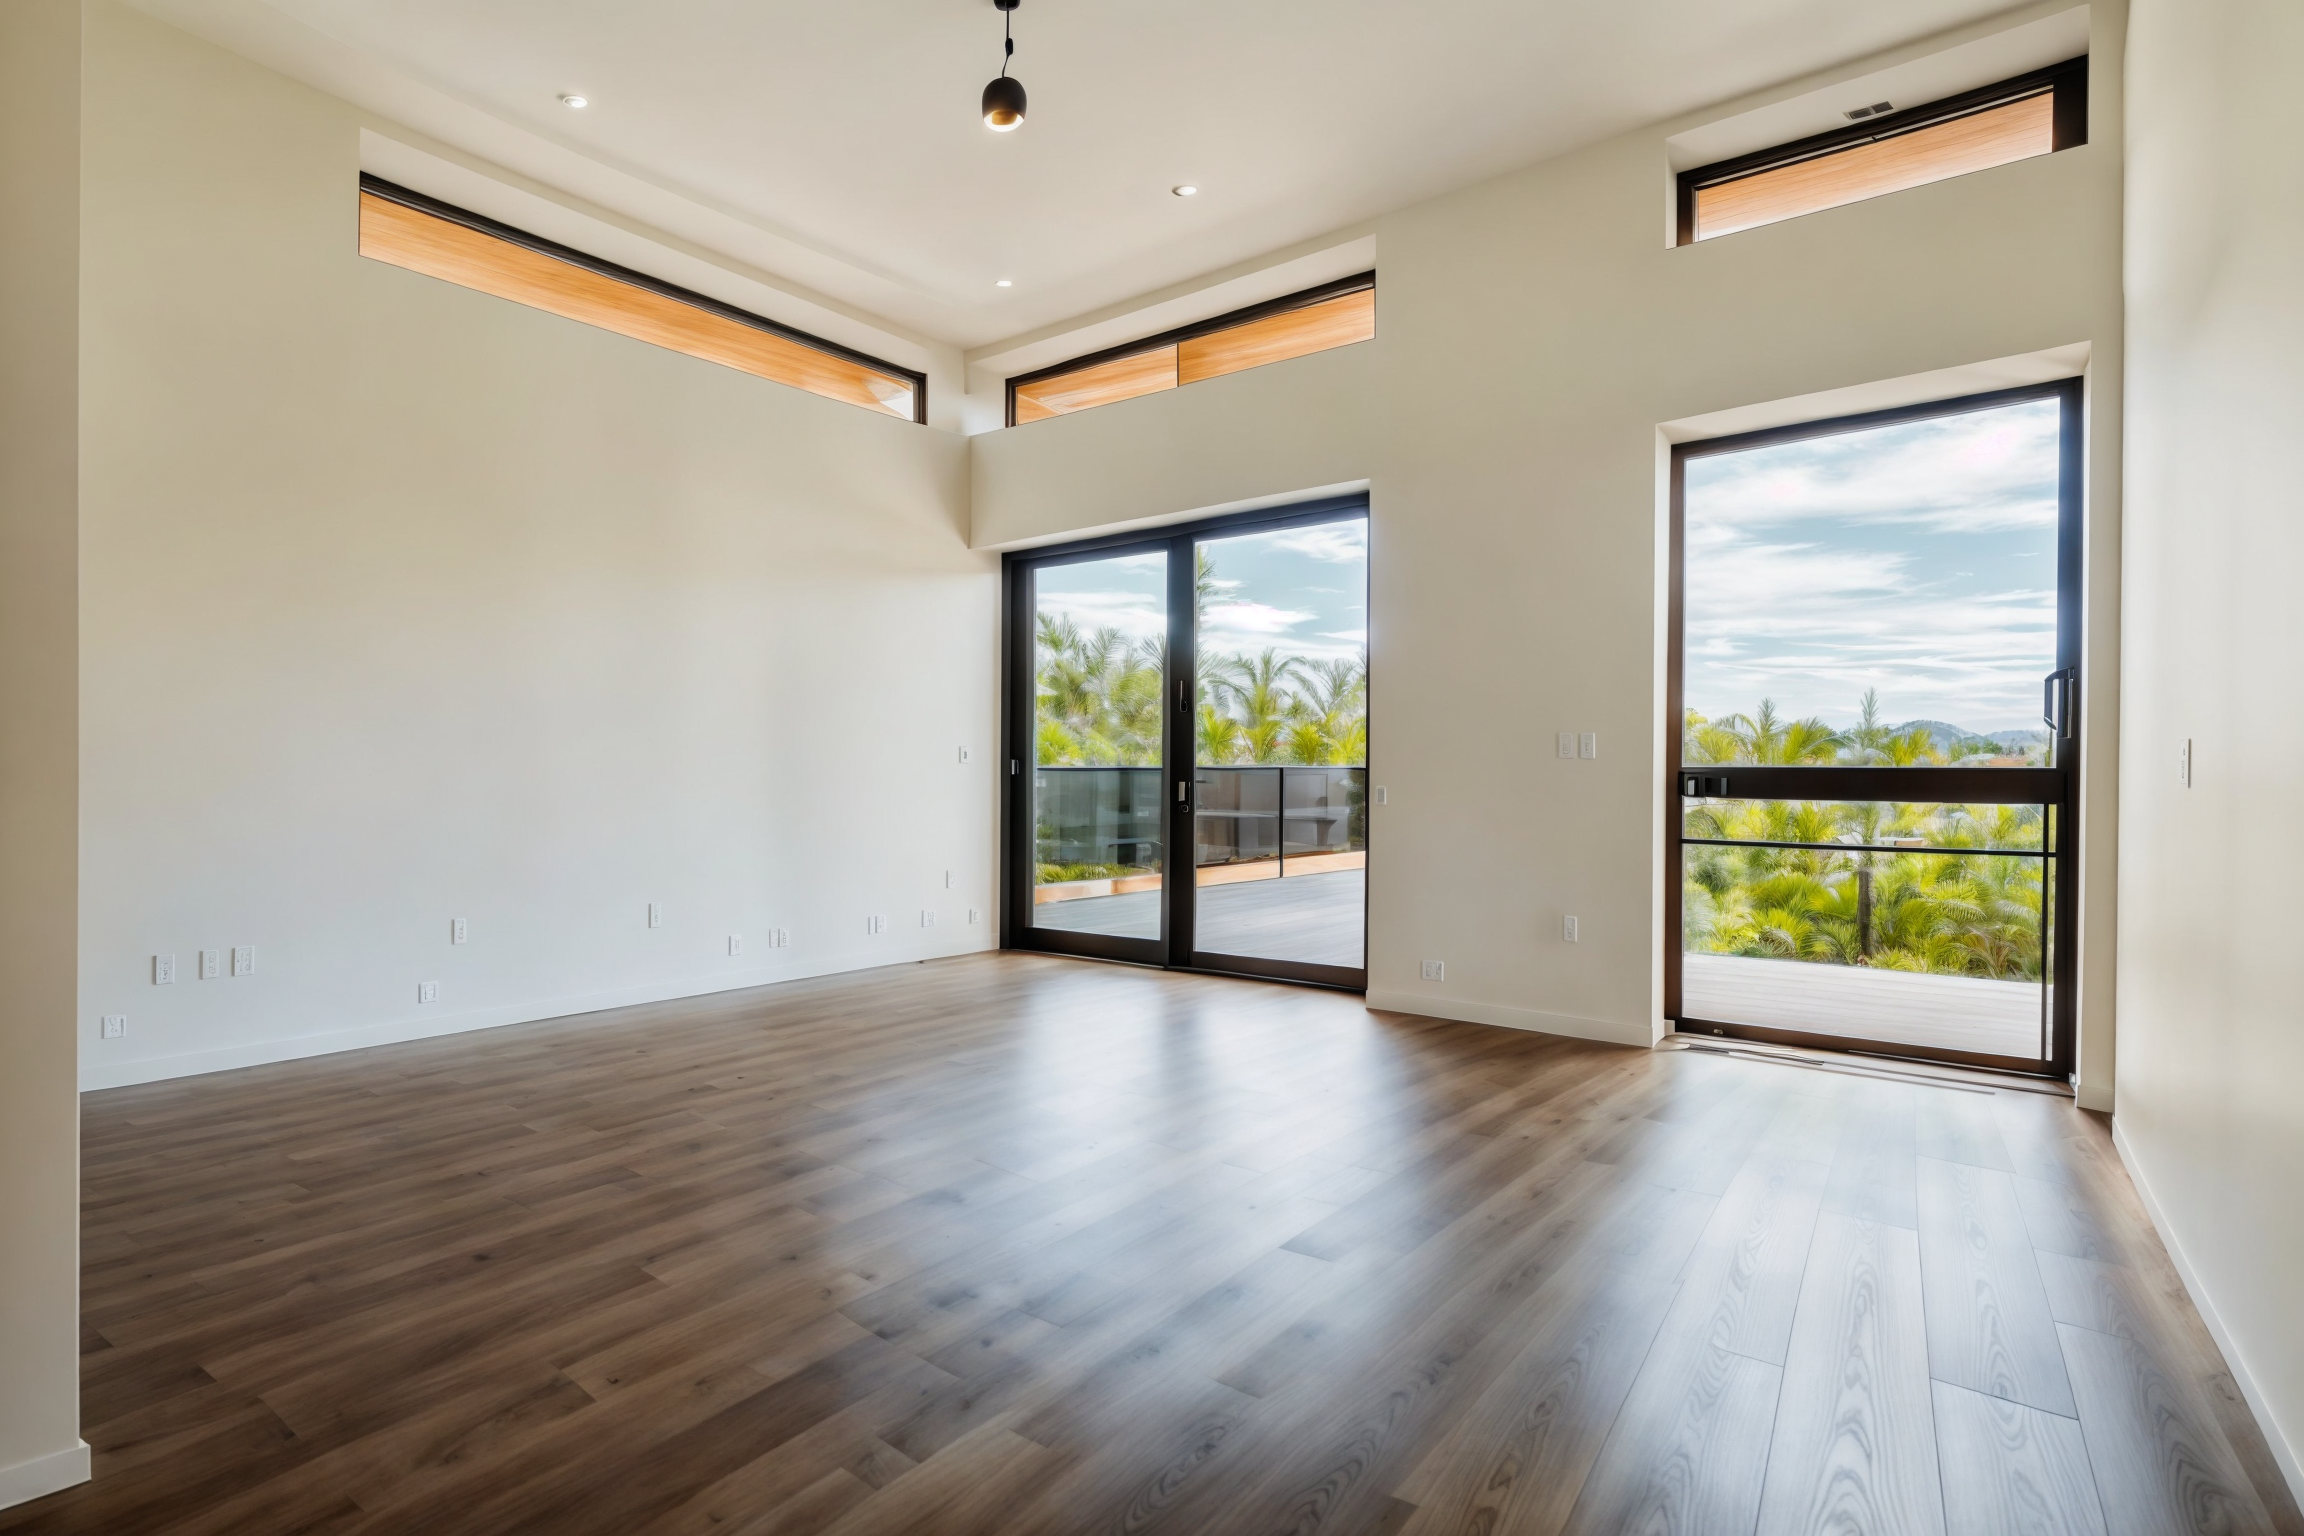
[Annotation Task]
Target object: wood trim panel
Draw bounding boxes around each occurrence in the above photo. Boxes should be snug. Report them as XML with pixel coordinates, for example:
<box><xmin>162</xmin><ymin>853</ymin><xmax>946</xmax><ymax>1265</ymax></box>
<box><xmin>358</xmin><ymin>191</ymin><xmax>918</xmax><ymax>419</ymax></box>
<box><xmin>1010</xmin><ymin>345</ymin><xmax>1178</xmax><ymax>423</ymax></box>
<box><xmin>1176</xmin><ymin>288</ymin><xmax>1375</xmax><ymax>385</ymax></box>
<box><xmin>1696</xmin><ymin>91</ymin><xmax>2053</xmax><ymax>240</ymax></box>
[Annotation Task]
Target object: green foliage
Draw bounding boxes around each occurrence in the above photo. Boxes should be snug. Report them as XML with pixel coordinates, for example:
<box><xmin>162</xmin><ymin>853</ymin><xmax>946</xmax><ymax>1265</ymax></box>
<box><xmin>1682</xmin><ymin>714</ymin><xmax>2048</xmax><ymax>981</ymax></box>
<box><xmin>1036</xmin><ymin>553</ymin><xmax>1367</xmax><ymax>767</ymax></box>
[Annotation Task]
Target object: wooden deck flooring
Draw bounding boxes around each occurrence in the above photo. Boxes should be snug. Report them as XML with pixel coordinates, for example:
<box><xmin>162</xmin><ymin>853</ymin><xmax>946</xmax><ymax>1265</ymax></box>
<box><xmin>8</xmin><ymin>953</ymin><xmax>2296</xmax><ymax>1536</ymax></box>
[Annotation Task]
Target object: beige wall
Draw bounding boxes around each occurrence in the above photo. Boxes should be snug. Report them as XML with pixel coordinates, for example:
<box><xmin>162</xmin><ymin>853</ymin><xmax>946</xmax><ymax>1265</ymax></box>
<box><xmin>2117</xmin><ymin>0</ymin><xmax>2304</xmax><ymax>1498</ymax></box>
<box><xmin>74</xmin><ymin>1</ymin><xmax>995</xmax><ymax>1092</ymax></box>
<box><xmin>0</xmin><ymin>0</ymin><xmax>90</xmax><ymax>1509</ymax></box>
<box><xmin>977</xmin><ymin>5</ymin><xmax>2127</xmax><ymax>1098</ymax></box>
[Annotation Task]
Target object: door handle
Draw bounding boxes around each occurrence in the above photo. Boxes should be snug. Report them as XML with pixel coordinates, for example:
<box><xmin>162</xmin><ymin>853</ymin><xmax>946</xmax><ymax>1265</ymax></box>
<box><xmin>1680</xmin><ymin>773</ymin><xmax>1730</xmax><ymax>798</ymax></box>
<box><xmin>2043</xmin><ymin>668</ymin><xmax>2077</xmax><ymax>740</ymax></box>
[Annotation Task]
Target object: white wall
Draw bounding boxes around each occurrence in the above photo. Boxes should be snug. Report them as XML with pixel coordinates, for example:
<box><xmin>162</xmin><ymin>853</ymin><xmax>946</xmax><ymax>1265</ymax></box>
<box><xmin>0</xmin><ymin>0</ymin><xmax>91</xmax><ymax>1508</ymax></box>
<box><xmin>2116</xmin><ymin>0</ymin><xmax>2304</xmax><ymax>1498</ymax></box>
<box><xmin>977</xmin><ymin>2</ymin><xmax>2127</xmax><ymax>1097</ymax></box>
<box><xmin>74</xmin><ymin>1</ymin><xmax>997</xmax><ymax>1091</ymax></box>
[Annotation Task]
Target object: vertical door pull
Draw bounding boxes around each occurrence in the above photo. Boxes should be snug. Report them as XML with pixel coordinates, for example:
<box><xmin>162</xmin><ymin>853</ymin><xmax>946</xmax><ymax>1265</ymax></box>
<box><xmin>2042</xmin><ymin>668</ymin><xmax>2077</xmax><ymax>739</ymax></box>
<box><xmin>1177</xmin><ymin>780</ymin><xmax>1188</xmax><ymax>803</ymax></box>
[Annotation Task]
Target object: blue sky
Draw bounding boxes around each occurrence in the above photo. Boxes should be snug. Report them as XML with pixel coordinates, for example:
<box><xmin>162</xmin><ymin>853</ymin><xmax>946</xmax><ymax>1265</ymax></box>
<box><xmin>1033</xmin><ymin>518</ymin><xmax>1369</xmax><ymax>664</ymax></box>
<box><xmin>1683</xmin><ymin>398</ymin><xmax>2060</xmax><ymax>733</ymax></box>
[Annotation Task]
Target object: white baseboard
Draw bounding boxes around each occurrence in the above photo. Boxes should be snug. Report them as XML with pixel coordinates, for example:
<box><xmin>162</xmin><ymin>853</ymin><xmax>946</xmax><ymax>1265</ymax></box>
<box><xmin>80</xmin><ymin>943</ymin><xmax>995</xmax><ymax>1092</ymax></box>
<box><xmin>0</xmin><ymin>1441</ymin><xmax>89</xmax><ymax>1513</ymax></box>
<box><xmin>1363</xmin><ymin>990</ymin><xmax>1648</xmax><ymax>1048</ymax></box>
<box><xmin>2111</xmin><ymin>1117</ymin><xmax>2304</xmax><ymax>1511</ymax></box>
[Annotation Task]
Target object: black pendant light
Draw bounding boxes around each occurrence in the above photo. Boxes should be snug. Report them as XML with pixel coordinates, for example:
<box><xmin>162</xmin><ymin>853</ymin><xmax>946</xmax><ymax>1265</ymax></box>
<box><xmin>982</xmin><ymin>0</ymin><xmax>1026</xmax><ymax>131</ymax></box>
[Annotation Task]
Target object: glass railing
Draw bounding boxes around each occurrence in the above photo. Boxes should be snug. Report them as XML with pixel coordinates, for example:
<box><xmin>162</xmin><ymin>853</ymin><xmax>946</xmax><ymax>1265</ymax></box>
<box><xmin>1194</xmin><ymin>766</ymin><xmax>1367</xmax><ymax>874</ymax></box>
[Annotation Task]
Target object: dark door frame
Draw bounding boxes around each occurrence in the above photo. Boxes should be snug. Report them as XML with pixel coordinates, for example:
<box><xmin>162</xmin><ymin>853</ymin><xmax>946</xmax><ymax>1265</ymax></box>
<box><xmin>1666</xmin><ymin>379</ymin><xmax>2084</xmax><ymax>1078</ymax></box>
<box><xmin>1001</xmin><ymin>493</ymin><xmax>1371</xmax><ymax>991</ymax></box>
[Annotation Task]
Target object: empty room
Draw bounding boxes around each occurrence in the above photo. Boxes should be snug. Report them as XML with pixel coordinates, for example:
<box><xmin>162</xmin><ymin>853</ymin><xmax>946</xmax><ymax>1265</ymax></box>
<box><xmin>3</xmin><ymin>0</ymin><xmax>2300</xmax><ymax>1532</ymax></box>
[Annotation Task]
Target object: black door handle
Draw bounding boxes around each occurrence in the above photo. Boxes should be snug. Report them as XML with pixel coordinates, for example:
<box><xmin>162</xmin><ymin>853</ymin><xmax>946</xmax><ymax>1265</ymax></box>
<box><xmin>1680</xmin><ymin>774</ymin><xmax>1731</xmax><ymax>798</ymax></box>
<box><xmin>2043</xmin><ymin>668</ymin><xmax>2077</xmax><ymax>740</ymax></box>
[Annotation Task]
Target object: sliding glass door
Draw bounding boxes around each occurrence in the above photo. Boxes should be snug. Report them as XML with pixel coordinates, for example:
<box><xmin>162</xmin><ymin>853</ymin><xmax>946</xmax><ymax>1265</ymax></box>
<box><xmin>1004</xmin><ymin>498</ymin><xmax>1369</xmax><ymax>989</ymax></box>
<box><xmin>1669</xmin><ymin>381</ymin><xmax>2081</xmax><ymax>1074</ymax></box>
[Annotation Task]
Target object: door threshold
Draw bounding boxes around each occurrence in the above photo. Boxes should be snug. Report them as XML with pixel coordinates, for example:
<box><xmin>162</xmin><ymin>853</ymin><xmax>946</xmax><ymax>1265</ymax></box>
<box><xmin>1660</xmin><ymin>1034</ymin><xmax>2074</xmax><ymax>1098</ymax></box>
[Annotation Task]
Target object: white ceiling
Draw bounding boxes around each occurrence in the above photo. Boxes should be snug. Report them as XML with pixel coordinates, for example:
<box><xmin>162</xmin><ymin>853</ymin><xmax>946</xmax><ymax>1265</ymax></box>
<box><xmin>139</xmin><ymin>0</ymin><xmax>2038</xmax><ymax>351</ymax></box>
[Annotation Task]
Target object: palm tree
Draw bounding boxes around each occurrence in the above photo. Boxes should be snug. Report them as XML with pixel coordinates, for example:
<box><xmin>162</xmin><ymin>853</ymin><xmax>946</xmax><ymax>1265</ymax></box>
<box><xmin>1207</xmin><ymin>649</ymin><xmax>1307</xmax><ymax>765</ymax></box>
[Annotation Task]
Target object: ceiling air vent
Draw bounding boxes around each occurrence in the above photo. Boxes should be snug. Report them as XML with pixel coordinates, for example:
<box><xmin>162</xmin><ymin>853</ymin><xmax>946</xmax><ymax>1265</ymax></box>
<box><xmin>1845</xmin><ymin>101</ymin><xmax>1895</xmax><ymax>120</ymax></box>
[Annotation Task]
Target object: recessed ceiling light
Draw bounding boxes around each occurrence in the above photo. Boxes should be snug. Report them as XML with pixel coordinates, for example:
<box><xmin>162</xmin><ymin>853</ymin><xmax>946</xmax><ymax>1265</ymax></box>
<box><xmin>559</xmin><ymin>94</ymin><xmax>588</xmax><ymax>109</ymax></box>
<box><xmin>995</xmin><ymin>279</ymin><xmax>1014</xmax><ymax>288</ymax></box>
<box><xmin>1172</xmin><ymin>185</ymin><xmax>1198</xmax><ymax>197</ymax></box>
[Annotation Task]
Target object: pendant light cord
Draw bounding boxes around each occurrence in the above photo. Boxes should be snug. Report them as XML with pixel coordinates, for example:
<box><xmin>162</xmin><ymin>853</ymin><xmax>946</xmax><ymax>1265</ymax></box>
<box><xmin>1001</xmin><ymin>10</ymin><xmax>1014</xmax><ymax>78</ymax></box>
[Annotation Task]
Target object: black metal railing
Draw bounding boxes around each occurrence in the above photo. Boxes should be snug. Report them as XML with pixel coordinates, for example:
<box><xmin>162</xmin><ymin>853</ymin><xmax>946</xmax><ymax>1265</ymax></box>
<box><xmin>1032</xmin><ymin>765</ymin><xmax>1367</xmax><ymax>880</ymax></box>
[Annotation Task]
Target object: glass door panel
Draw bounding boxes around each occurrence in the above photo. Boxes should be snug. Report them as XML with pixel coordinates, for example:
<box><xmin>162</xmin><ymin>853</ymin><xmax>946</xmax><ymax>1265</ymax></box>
<box><xmin>1027</xmin><ymin>551</ymin><xmax>1167</xmax><ymax>945</ymax></box>
<box><xmin>1672</xmin><ymin>382</ymin><xmax>2080</xmax><ymax>1074</ymax></box>
<box><xmin>1190</xmin><ymin>520</ymin><xmax>1368</xmax><ymax>972</ymax></box>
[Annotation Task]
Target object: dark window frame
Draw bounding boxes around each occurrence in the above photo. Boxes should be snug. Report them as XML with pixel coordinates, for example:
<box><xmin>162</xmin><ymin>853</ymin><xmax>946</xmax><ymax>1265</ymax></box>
<box><xmin>1003</xmin><ymin>273</ymin><xmax>1376</xmax><ymax>428</ymax></box>
<box><xmin>1001</xmin><ymin>493</ymin><xmax>1371</xmax><ymax>992</ymax></box>
<box><xmin>1666</xmin><ymin>379</ymin><xmax>2085</xmax><ymax>1079</ymax></box>
<box><xmin>359</xmin><ymin>174</ymin><xmax>928</xmax><ymax>423</ymax></box>
<box><xmin>1674</xmin><ymin>56</ymin><xmax>2089</xmax><ymax>245</ymax></box>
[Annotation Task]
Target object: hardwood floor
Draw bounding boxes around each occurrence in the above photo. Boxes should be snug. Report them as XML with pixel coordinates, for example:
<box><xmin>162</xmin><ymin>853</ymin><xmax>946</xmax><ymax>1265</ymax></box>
<box><xmin>9</xmin><ymin>954</ymin><xmax>2298</xmax><ymax>1536</ymax></box>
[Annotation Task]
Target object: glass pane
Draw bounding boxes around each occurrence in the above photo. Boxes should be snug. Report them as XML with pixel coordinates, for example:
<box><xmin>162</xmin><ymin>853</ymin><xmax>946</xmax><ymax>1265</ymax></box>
<box><xmin>1176</xmin><ymin>289</ymin><xmax>1376</xmax><ymax>384</ymax></box>
<box><xmin>1191</xmin><ymin>519</ymin><xmax>1368</xmax><ymax>968</ymax></box>
<box><xmin>1681</xmin><ymin>795</ymin><xmax>2048</xmax><ymax>1061</ymax></box>
<box><xmin>1682</xmin><ymin>395</ymin><xmax>2061</xmax><ymax>769</ymax></box>
<box><xmin>1012</xmin><ymin>347</ymin><xmax>1178</xmax><ymax>424</ymax></box>
<box><xmin>1029</xmin><ymin>551</ymin><xmax>1167</xmax><ymax>942</ymax></box>
<box><xmin>1695</xmin><ymin>92</ymin><xmax>2054</xmax><ymax>241</ymax></box>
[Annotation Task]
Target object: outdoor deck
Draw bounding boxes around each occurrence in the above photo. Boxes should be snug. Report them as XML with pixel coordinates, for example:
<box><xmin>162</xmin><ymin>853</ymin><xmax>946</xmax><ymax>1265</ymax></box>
<box><xmin>1681</xmin><ymin>951</ymin><xmax>2044</xmax><ymax>1059</ymax></box>
<box><xmin>1033</xmin><ymin>868</ymin><xmax>1365</xmax><ymax>969</ymax></box>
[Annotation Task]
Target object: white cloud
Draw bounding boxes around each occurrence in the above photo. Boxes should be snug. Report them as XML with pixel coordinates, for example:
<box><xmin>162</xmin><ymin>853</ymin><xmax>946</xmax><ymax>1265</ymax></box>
<box><xmin>1258</xmin><ymin>521</ymin><xmax>1368</xmax><ymax>563</ymax></box>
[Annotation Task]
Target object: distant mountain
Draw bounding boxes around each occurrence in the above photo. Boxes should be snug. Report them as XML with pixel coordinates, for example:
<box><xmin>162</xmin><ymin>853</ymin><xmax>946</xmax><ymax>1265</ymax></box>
<box><xmin>1889</xmin><ymin>720</ymin><xmax>2045</xmax><ymax>753</ymax></box>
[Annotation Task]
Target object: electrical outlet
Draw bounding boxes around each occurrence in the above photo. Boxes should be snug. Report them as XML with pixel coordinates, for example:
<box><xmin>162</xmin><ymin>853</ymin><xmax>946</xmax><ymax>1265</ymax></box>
<box><xmin>2178</xmin><ymin>738</ymin><xmax>2192</xmax><ymax>788</ymax></box>
<box><xmin>451</xmin><ymin>917</ymin><xmax>468</xmax><ymax>944</ymax></box>
<box><xmin>153</xmin><ymin>953</ymin><xmax>175</xmax><ymax>985</ymax></box>
<box><xmin>1557</xmin><ymin>731</ymin><xmax>1575</xmax><ymax>758</ymax></box>
<box><xmin>232</xmin><ymin>945</ymin><xmax>255</xmax><ymax>977</ymax></box>
<box><xmin>921</xmin><ymin>910</ymin><xmax>937</xmax><ymax>928</ymax></box>
<box><xmin>868</xmin><ymin>915</ymin><xmax>886</xmax><ymax>935</ymax></box>
<box><xmin>1420</xmin><ymin>959</ymin><xmax>1445</xmax><ymax>982</ymax></box>
<box><xmin>100</xmin><ymin>1015</ymin><xmax>126</xmax><ymax>1040</ymax></box>
<box><xmin>968</xmin><ymin>908</ymin><xmax>980</xmax><ymax>925</ymax></box>
<box><xmin>945</xmin><ymin>870</ymin><xmax>954</xmax><ymax>888</ymax></box>
<box><xmin>728</xmin><ymin>934</ymin><xmax>743</xmax><ymax>956</ymax></box>
<box><xmin>200</xmin><ymin>948</ymin><xmax>222</xmax><ymax>980</ymax></box>
<box><xmin>1579</xmin><ymin>732</ymin><xmax>1598</xmax><ymax>759</ymax></box>
<box><xmin>772</xmin><ymin>927</ymin><xmax>790</xmax><ymax>948</ymax></box>
<box><xmin>647</xmin><ymin>902</ymin><xmax>664</xmax><ymax>929</ymax></box>
<box><xmin>958</xmin><ymin>746</ymin><xmax>971</xmax><ymax>764</ymax></box>
<box><xmin>1563</xmin><ymin>915</ymin><xmax>1579</xmax><ymax>942</ymax></box>
<box><xmin>1374</xmin><ymin>786</ymin><xmax>1389</xmax><ymax>805</ymax></box>
<box><xmin>417</xmin><ymin>981</ymin><xmax>439</xmax><ymax>1004</ymax></box>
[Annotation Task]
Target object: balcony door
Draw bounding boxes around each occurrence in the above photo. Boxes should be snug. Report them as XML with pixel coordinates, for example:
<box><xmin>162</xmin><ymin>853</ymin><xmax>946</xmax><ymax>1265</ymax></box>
<box><xmin>1004</xmin><ymin>497</ymin><xmax>1368</xmax><ymax>990</ymax></box>
<box><xmin>1669</xmin><ymin>381</ymin><xmax>2081</xmax><ymax>1075</ymax></box>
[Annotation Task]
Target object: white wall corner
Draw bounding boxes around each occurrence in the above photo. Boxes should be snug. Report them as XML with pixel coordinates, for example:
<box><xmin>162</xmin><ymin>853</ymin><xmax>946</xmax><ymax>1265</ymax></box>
<box><xmin>2111</xmin><ymin>1119</ymin><xmax>2304</xmax><ymax>1511</ymax></box>
<box><xmin>0</xmin><ymin>1442</ymin><xmax>90</xmax><ymax>1515</ymax></box>
<box><xmin>1363</xmin><ymin>991</ymin><xmax>1652</xmax><ymax>1050</ymax></box>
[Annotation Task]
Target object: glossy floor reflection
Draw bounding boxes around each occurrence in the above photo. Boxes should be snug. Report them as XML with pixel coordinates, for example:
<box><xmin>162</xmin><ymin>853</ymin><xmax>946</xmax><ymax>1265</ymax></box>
<box><xmin>15</xmin><ymin>955</ymin><xmax>2293</xmax><ymax>1536</ymax></box>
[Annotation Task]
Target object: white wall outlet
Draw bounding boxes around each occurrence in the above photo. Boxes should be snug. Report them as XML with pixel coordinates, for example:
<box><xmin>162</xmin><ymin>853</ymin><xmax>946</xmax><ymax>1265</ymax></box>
<box><xmin>1420</xmin><ymin>959</ymin><xmax>1445</xmax><ymax>981</ymax></box>
<box><xmin>2179</xmin><ymin>738</ymin><xmax>2192</xmax><ymax>787</ymax></box>
<box><xmin>1579</xmin><ymin>732</ymin><xmax>1598</xmax><ymax>759</ymax></box>
<box><xmin>231</xmin><ymin>945</ymin><xmax>255</xmax><ymax>977</ymax></box>
<box><xmin>1374</xmin><ymin>786</ymin><xmax>1389</xmax><ymax>805</ymax></box>
<box><xmin>968</xmin><ymin>908</ymin><xmax>981</xmax><ymax>925</ymax></box>
<box><xmin>772</xmin><ymin>927</ymin><xmax>790</xmax><ymax>948</ymax></box>
<box><xmin>417</xmin><ymin>981</ymin><xmax>439</xmax><ymax>1004</ymax></box>
<box><xmin>921</xmin><ymin>910</ymin><xmax>937</xmax><ymax>928</ymax></box>
<box><xmin>1557</xmin><ymin>731</ymin><xmax>1575</xmax><ymax>758</ymax></box>
<box><xmin>728</xmin><ymin>934</ymin><xmax>743</xmax><ymax>956</ymax></box>
<box><xmin>451</xmin><ymin>917</ymin><xmax>468</xmax><ymax>944</ymax></box>
<box><xmin>100</xmin><ymin>1015</ymin><xmax>126</xmax><ymax>1040</ymax></box>
<box><xmin>152</xmin><ymin>953</ymin><xmax>175</xmax><ymax>985</ymax></box>
<box><xmin>1562</xmin><ymin>915</ymin><xmax>1580</xmax><ymax>942</ymax></box>
<box><xmin>868</xmin><ymin>915</ymin><xmax>886</xmax><ymax>935</ymax></box>
<box><xmin>958</xmin><ymin>746</ymin><xmax>971</xmax><ymax>764</ymax></box>
<box><xmin>199</xmin><ymin>948</ymin><xmax>222</xmax><ymax>980</ymax></box>
<box><xmin>647</xmin><ymin>902</ymin><xmax>664</xmax><ymax>928</ymax></box>
<box><xmin>945</xmin><ymin>870</ymin><xmax>954</xmax><ymax>888</ymax></box>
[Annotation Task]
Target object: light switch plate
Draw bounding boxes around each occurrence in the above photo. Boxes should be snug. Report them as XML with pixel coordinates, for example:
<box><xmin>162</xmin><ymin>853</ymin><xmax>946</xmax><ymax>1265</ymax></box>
<box><xmin>200</xmin><ymin>948</ymin><xmax>222</xmax><ymax>980</ymax></box>
<box><xmin>100</xmin><ymin>1015</ymin><xmax>126</xmax><ymax>1039</ymax></box>
<box><xmin>232</xmin><ymin>945</ymin><xmax>255</xmax><ymax>977</ymax></box>
<box><xmin>1557</xmin><ymin>732</ymin><xmax>1575</xmax><ymax>758</ymax></box>
<box><xmin>728</xmin><ymin>934</ymin><xmax>743</xmax><ymax>956</ymax></box>
<box><xmin>417</xmin><ymin>981</ymin><xmax>439</xmax><ymax>1004</ymax></box>
<box><xmin>153</xmin><ymin>953</ymin><xmax>175</xmax><ymax>985</ymax></box>
<box><xmin>1579</xmin><ymin>732</ymin><xmax>1598</xmax><ymax>759</ymax></box>
<box><xmin>451</xmin><ymin>917</ymin><xmax>468</xmax><ymax>944</ymax></box>
<box><xmin>1420</xmin><ymin>959</ymin><xmax>1445</xmax><ymax>981</ymax></box>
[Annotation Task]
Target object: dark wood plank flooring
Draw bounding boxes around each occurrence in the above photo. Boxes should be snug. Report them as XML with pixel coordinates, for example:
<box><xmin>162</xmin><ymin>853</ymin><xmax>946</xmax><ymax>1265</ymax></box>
<box><xmin>7</xmin><ymin>954</ymin><xmax>2298</xmax><ymax>1536</ymax></box>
